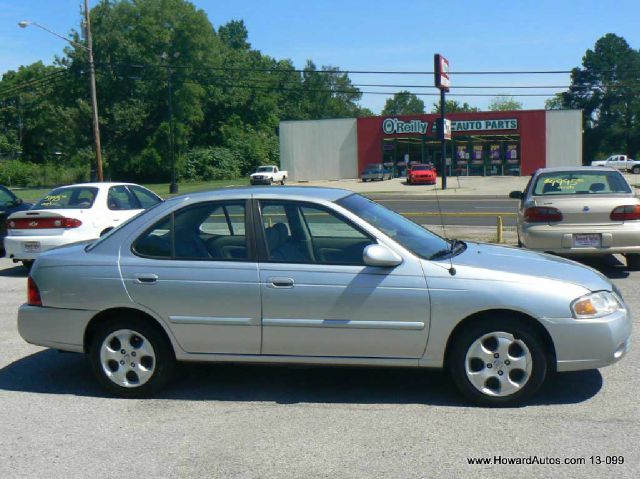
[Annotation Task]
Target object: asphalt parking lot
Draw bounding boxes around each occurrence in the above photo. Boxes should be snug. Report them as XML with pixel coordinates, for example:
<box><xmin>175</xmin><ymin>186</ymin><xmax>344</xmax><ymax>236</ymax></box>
<box><xmin>0</xmin><ymin>255</ymin><xmax>638</xmax><ymax>479</ymax></box>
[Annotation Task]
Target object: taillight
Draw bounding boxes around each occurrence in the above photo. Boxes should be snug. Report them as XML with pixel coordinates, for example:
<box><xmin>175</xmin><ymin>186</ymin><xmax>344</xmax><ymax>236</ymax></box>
<box><xmin>524</xmin><ymin>206</ymin><xmax>563</xmax><ymax>223</ymax></box>
<box><xmin>7</xmin><ymin>217</ymin><xmax>82</xmax><ymax>229</ymax></box>
<box><xmin>610</xmin><ymin>205</ymin><xmax>640</xmax><ymax>221</ymax></box>
<box><xmin>27</xmin><ymin>276</ymin><xmax>42</xmax><ymax>306</ymax></box>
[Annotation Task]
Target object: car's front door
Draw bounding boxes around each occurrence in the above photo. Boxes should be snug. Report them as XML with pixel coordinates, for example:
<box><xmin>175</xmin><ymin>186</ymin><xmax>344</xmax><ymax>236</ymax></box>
<box><xmin>119</xmin><ymin>200</ymin><xmax>261</xmax><ymax>354</ymax></box>
<box><xmin>256</xmin><ymin>200</ymin><xmax>430</xmax><ymax>358</ymax></box>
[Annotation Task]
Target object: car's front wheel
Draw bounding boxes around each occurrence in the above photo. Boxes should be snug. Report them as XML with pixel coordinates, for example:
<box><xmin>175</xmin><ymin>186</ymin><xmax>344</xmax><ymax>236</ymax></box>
<box><xmin>448</xmin><ymin>318</ymin><xmax>548</xmax><ymax>407</ymax></box>
<box><xmin>89</xmin><ymin>317</ymin><xmax>175</xmax><ymax>398</ymax></box>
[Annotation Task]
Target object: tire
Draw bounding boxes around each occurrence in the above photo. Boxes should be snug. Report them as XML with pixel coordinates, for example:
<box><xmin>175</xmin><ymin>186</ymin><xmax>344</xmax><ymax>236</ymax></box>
<box><xmin>280</xmin><ymin>178</ymin><xmax>285</xmax><ymax>185</ymax></box>
<box><xmin>22</xmin><ymin>260</ymin><xmax>34</xmax><ymax>271</ymax></box>
<box><xmin>632</xmin><ymin>166</ymin><xmax>640</xmax><ymax>174</ymax></box>
<box><xmin>448</xmin><ymin>317</ymin><xmax>548</xmax><ymax>407</ymax></box>
<box><xmin>626</xmin><ymin>253</ymin><xmax>640</xmax><ymax>271</ymax></box>
<box><xmin>89</xmin><ymin>315</ymin><xmax>175</xmax><ymax>398</ymax></box>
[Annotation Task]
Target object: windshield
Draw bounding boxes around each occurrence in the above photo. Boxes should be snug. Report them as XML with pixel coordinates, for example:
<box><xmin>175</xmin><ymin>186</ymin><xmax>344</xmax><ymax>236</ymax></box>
<box><xmin>533</xmin><ymin>171</ymin><xmax>631</xmax><ymax>196</ymax></box>
<box><xmin>0</xmin><ymin>186</ymin><xmax>17</xmax><ymax>206</ymax></box>
<box><xmin>411</xmin><ymin>166</ymin><xmax>432</xmax><ymax>171</ymax></box>
<box><xmin>35</xmin><ymin>186</ymin><xmax>99</xmax><ymax>209</ymax></box>
<box><xmin>337</xmin><ymin>194</ymin><xmax>451</xmax><ymax>259</ymax></box>
<box><xmin>257</xmin><ymin>166</ymin><xmax>274</xmax><ymax>172</ymax></box>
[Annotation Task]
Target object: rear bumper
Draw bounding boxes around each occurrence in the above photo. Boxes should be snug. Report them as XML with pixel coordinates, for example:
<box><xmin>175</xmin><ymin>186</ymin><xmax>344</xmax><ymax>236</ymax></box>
<box><xmin>17</xmin><ymin>304</ymin><xmax>96</xmax><ymax>353</ymax></box>
<box><xmin>521</xmin><ymin>223</ymin><xmax>640</xmax><ymax>255</ymax></box>
<box><xmin>3</xmin><ymin>233</ymin><xmax>90</xmax><ymax>261</ymax></box>
<box><xmin>540</xmin><ymin>308</ymin><xmax>632</xmax><ymax>372</ymax></box>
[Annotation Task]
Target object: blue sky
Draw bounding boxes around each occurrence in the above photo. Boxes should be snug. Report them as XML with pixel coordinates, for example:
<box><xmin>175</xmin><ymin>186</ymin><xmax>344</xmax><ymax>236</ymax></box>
<box><xmin>1</xmin><ymin>0</ymin><xmax>639</xmax><ymax>113</ymax></box>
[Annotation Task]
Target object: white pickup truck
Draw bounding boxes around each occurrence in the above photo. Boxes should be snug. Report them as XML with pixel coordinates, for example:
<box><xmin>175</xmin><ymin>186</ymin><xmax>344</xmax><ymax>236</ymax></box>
<box><xmin>591</xmin><ymin>155</ymin><xmax>640</xmax><ymax>173</ymax></box>
<box><xmin>249</xmin><ymin>165</ymin><xmax>288</xmax><ymax>185</ymax></box>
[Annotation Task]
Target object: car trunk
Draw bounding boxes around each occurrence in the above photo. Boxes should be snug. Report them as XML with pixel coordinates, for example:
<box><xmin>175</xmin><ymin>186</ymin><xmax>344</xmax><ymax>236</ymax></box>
<box><xmin>7</xmin><ymin>209</ymin><xmax>84</xmax><ymax>237</ymax></box>
<box><xmin>532</xmin><ymin>196</ymin><xmax>626</xmax><ymax>226</ymax></box>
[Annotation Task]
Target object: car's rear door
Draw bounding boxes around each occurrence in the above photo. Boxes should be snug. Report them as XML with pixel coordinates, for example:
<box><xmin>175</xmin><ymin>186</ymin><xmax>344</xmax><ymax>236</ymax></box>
<box><xmin>119</xmin><ymin>199</ymin><xmax>261</xmax><ymax>354</ymax></box>
<box><xmin>255</xmin><ymin>199</ymin><xmax>430</xmax><ymax>359</ymax></box>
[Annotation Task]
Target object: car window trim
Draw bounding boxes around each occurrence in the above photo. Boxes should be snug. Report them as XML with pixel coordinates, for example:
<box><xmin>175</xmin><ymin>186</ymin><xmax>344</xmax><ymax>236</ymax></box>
<box><xmin>254</xmin><ymin>198</ymin><xmax>375</xmax><ymax>266</ymax></box>
<box><xmin>131</xmin><ymin>199</ymin><xmax>257</xmax><ymax>262</ymax></box>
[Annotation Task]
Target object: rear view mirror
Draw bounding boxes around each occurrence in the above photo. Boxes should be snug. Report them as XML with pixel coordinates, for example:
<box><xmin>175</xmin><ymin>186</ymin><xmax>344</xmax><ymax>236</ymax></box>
<box><xmin>509</xmin><ymin>191</ymin><xmax>523</xmax><ymax>199</ymax></box>
<box><xmin>363</xmin><ymin>244</ymin><xmax>402</xmax><ymax>267</ymax></box>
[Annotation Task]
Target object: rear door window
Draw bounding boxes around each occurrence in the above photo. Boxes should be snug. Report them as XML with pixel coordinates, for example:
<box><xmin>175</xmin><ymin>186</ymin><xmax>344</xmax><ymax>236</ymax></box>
<box><xmin>108</xmin><ymin>186</ymin><xmax>140</xmax><ymax>210</ymax></box>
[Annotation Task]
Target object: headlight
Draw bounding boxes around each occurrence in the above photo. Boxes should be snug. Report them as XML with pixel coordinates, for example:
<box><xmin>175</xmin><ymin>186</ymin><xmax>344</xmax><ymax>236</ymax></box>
<box><xmin>571</xmin><ymin>291</ymin><xmax>623</xmax><ymax>319</ymax></box>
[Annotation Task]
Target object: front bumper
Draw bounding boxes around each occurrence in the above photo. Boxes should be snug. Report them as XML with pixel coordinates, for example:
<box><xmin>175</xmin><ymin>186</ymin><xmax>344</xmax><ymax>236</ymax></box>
<box><xmin>408</xmin><ymin>176</ymin><xmax>436</xmax><ymax>184</ymax></box>
<box><xmin>521</xmin><ymin>223</ymin><xmax>640</xmax><ymax>255</ymax></box>
<box><xmin>17</xmin><ymin>304</ymin><xmax>96</xmax><ymax>353</ymax></box>
<box><xmin>541</xmin><ymin>308</ymin><xmax>632</xmax><ymax>372</ymax></box>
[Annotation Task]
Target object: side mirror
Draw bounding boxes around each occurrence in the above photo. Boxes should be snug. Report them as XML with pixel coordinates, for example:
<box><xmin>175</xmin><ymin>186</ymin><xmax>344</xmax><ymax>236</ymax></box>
<box><xmin>509</xmin><ymin>191</ymin><xmax>523</xmax><ymax>199</ymax></box>
<box><xmin>363</xmin><ymin>244</ymin><xmax>402</xmax><ymax>267</ymax></box>
<box><xmin>15</xmin><ymin>198</ymin><xmax>23</xmax><ymax>205</ymax></box>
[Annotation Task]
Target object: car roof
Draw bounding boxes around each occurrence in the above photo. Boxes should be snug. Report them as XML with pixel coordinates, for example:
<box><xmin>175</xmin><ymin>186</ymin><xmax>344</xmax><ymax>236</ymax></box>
<box><xmin>52</xmin><ymin>182</ymin><xmax>139</xmax><ymax>189</ymax></box>
<box><xmin>169</xmin><ymin>186</ymin><xmax>354</xmax><ymax>203</ymax></box>
<box><xmin>534</xmin><ymin>166</ymin><xmax>620</xmax><ymax>174</ymax></box>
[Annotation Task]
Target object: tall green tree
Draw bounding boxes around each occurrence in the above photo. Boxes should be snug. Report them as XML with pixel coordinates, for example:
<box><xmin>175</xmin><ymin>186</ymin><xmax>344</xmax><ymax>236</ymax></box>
<box><xmin>431</xmin><ymin>100</ymin><xmax>479</xmax><ymax>114</ymax></box>
<box><xmin>488</xmin><ymin>96</ymin><xmax>523</xmax><ymax>111</ymax></box>
<box><xmin>560</xmin><ymin>33</ymin><xmax>640</xmax><ymax>160</ymax></box>
<box><xmin>381</xmin><ymin>91</ymin><xmax>425</xmax><ymax>115</ymax></box>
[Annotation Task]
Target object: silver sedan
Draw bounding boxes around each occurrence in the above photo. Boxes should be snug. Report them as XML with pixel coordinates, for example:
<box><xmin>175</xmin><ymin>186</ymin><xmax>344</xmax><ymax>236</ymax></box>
<box><xmin>511</xmin><ymin>166</ymin><xmax>640</xmax><ymax>270</ymax></box>
<box><xmin>18</xmin><ymin>187</ymin><xmax>631</xmax><ymax>406</ymax></box>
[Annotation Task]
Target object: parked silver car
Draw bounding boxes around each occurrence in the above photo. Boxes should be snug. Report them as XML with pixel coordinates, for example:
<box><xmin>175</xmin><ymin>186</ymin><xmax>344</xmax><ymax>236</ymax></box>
<box><xmin>18</xmin><ymin>187</ymin><xmax>631</xmax><ymax>406</ymax></box>
<box><xmin>510</xmin><ymin>167</ymin><xmax>640</xmax><ymax>270</ymax></box>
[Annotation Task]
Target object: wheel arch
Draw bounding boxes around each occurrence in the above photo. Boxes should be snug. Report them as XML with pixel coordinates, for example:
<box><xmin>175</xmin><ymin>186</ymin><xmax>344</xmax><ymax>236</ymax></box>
<box><xmin>83</xmin><ymin>307</ymin><xmax>176</xmax><ymax>354</ymax></box>
<box><xmin>443</xmin><ymin>309</ymin><xmax>557</xmax><ymax>371</ymax></box>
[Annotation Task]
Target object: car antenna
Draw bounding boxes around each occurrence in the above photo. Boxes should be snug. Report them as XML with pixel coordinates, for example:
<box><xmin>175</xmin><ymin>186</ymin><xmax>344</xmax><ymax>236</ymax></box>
<box><xmin>432</xmin><ymin>170</ymin><xmax>456</xmax><ymax>276</ymax></box>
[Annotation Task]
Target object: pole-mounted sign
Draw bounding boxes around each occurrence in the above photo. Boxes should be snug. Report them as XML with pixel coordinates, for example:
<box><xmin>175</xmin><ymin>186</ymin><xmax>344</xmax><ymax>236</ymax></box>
<box><xmin>434</xmin><ymin>54</ymin><xmax>450</xmax><ymax>92</ymax></box>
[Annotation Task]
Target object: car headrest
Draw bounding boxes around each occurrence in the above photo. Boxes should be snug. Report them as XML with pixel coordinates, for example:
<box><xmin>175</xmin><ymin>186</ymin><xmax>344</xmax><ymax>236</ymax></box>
<box><xmin>589</xmin><ymin>182</ymin><xmax>605</xmax><ymax>192</ymax></box>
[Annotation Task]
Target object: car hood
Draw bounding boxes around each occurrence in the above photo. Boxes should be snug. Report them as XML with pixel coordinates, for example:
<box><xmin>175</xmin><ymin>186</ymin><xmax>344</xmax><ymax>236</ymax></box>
<box><xmin>450</xmin><ymin>242</ymin><xmax>612</xmax><ymax>292</ymax></box>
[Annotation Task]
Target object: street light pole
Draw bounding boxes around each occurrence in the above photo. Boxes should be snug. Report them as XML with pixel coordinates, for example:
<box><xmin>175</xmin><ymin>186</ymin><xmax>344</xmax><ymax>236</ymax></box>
<box><xmin>18</xmin><ymin>0</ymin><xmax>104</xmax><ymax>182</ymax></box>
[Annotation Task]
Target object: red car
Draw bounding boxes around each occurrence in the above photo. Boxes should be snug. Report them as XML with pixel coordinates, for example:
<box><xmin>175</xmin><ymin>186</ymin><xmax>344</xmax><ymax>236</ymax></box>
<box><xmin>407</xmin><ymin>164</ymin><xmax>437</xmax><ymax>185</ymax></box>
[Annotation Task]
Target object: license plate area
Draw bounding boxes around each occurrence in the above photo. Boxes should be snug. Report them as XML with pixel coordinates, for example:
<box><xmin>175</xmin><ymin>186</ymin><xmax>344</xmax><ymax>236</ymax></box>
<box><xmin>572</xmin><ymin>233</ymin><xmax>601</xmax><ymax>248</ymax></box>
<box><xmin>23</xmin><ymin>241</ymin><xmax>41</xmax><ymax>253</ymax></box>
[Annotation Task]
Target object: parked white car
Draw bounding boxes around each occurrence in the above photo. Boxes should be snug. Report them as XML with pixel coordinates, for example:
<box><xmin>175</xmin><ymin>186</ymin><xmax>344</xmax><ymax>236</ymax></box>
<box><xmin>249</xmin><ymin>165</ymin><xmax>288</xmax><ymax>185</ymax></box>
<box><xmin>591</xmin><ymin>155</ymin><xmax>640</xmax><ymax>174</ymax></box>
<box><xmin>4</xmin><ymin>182</ymin><xmax>162</xmax><ymax>268</ymax></box>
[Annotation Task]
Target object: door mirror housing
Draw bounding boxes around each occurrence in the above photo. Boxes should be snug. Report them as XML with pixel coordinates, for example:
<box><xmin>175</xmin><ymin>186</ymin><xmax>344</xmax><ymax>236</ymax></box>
<box><xmin>14</xmin><ymin>198</ymin><xmax>23</xmax><ymax>206</ymax></box>
<box><xmin>363</xmin><ymin>244</ymin><xmax>402</xmax><ymax>267</ymax></box>
<box><xmin>509</xmin><ymin>191</ymin><xmax>523</xmax><ymax>200</ymax></box>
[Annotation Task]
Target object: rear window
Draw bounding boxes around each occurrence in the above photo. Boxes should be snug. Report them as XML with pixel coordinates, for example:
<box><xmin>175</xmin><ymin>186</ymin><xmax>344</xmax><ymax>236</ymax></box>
<box><xmin>35</xmin><ymin>187</ymin><xmax>99</xmax><ymax>209</ymax></box>
<box><xmin>532</xmin><ymin>171</ymin><xmax>631</xmax><ymax>196</ymax></box>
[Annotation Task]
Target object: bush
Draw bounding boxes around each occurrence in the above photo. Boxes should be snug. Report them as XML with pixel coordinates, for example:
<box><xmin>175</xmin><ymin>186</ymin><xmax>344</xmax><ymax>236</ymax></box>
<box><xmin>182</xmin><ymin>147</ymin><xmax>241</xmax><ymax>181</ymax></box>
<box><xmin>0</xmin><ymin>160</ymin><xmax>89</xmax><ymax>187</ymax></box>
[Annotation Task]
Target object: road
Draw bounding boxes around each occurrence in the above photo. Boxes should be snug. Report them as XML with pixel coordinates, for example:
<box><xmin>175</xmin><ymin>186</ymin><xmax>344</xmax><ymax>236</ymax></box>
<box><xmin>0</xmin><ymin>255</ymin><xmax>638</xmax><ymax>478</ymax></box>
<box><xmin>369</xmin><ymin>195</ymin><xmax>519</xmax><ymax>227</ymax></box>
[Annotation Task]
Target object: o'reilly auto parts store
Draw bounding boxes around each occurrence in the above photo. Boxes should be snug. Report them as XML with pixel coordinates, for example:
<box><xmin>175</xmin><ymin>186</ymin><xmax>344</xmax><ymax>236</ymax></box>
<box><xmin>280</xmin><ymin>109</ymin><xmax>582</xmax><ymax>180</ymax></box>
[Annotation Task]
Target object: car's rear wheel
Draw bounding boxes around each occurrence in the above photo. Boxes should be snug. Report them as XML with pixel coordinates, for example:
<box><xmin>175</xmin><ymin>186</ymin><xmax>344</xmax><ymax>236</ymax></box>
<box><xmin>626</xmin><ymin>253</ymin><xmax>640</xmax><ymax>271</ymax></box>
<box><xmin>632</xmin><ymin>165</ymin><xmax>640</xmax><ymax>174</ymax></box>
<box><xmin>22</xmin><ymin>260</ymin><xmax>34</xmax><ymax>270</ymax></box>
<box><xmin>448</xmin><ymin>318</ymin><xmax>548</xmax><ymax>407</ymax></box>
<box><xmin>280</xmin><ymin>178</ymin><xmax>285</xmax><ymax>185</ymax></box>
<box><xmin>89</xmin><ymin>317</ymin><xmax>175</xmax><ymax>398</ymax></box>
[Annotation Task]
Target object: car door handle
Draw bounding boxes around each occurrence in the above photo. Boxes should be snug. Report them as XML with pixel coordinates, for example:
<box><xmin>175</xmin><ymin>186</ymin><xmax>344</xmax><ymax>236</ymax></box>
<box><xmin>267</xmin><ymin>277</ymin><xmax>294</xmax><ymax>288</ymax></box>
<box><xmin>135</xmin><ymin>273</ymin><xmax>158</xmax><ymax>284</ymax></box>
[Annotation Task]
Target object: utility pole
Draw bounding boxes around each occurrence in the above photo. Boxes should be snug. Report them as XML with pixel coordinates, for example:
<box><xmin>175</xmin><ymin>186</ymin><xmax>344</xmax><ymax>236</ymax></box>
<box><xmin>167</xmin><ymin>64</ymin><xmax>178</xmax><ymax>194</ymax></box>
<box><xmin>84</xmin><ymin>0</ymin><xmax>104</xmax><ymax>181</ymax></box>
